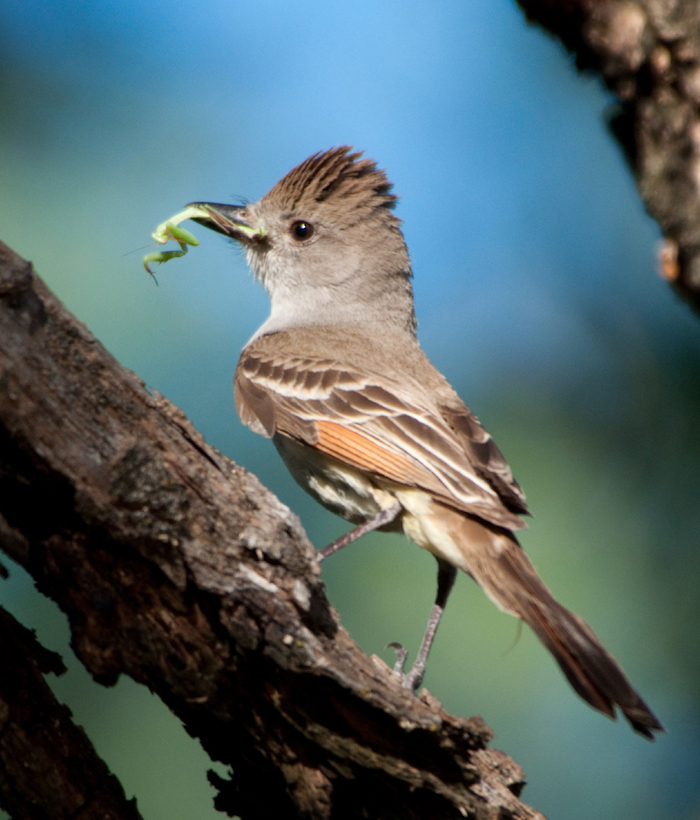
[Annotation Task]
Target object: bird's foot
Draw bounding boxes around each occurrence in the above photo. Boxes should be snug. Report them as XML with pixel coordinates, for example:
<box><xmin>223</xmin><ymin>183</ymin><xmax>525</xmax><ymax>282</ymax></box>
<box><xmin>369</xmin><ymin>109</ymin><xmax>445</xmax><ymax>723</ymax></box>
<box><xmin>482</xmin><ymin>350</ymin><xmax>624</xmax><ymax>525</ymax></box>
<box><xmin>387</xmin><ymin>642</ymin><xmax>425</xmax><ymax>691</ymax></box>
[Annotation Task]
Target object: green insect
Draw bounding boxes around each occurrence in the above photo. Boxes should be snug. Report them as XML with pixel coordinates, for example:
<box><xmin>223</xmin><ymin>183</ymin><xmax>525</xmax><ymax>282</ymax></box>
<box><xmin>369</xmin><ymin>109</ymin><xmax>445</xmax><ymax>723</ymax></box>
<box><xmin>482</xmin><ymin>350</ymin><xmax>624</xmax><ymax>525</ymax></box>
<box><xmin>143</xmin><ymin>205</ymin><xmax>211</xmax><ymax>277</ymax></box>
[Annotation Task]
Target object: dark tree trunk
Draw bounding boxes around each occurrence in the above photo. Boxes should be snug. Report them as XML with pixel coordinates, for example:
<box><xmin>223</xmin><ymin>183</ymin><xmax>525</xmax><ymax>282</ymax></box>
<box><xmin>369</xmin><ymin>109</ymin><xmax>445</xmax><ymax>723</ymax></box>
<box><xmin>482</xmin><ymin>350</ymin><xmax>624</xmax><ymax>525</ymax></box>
<box><xmin>0</xmin><ymin>238</ymin><xmax>542</xmax><ymax>819</ymax></box>
<box><xmin>516</xmin><ymin>0</ymin><xmax>700</xmax><ymax>312</ymax></box>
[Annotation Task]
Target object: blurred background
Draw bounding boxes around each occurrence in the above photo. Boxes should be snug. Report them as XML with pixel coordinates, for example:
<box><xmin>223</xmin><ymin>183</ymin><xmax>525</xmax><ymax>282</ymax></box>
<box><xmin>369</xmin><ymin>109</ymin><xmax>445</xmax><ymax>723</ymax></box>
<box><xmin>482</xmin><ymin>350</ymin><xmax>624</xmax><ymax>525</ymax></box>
<box><xmin>1</xmin><ymin>1</ymin><xmax>699</xmax><ymax>818</ymax></box>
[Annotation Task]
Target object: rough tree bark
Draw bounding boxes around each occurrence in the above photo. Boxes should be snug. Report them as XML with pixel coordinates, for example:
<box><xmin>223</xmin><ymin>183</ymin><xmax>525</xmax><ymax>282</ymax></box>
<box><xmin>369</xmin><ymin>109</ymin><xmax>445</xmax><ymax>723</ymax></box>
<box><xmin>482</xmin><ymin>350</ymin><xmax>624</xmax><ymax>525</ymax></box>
<box><xmin>515</xmin><ymin>0</ymin><xmax>700</xmax><ymax>313</ymax></box>
<box><xmin>0</xmin><ymin>238</ymin><xmax>544</xmax><ymax>819</ymax></box>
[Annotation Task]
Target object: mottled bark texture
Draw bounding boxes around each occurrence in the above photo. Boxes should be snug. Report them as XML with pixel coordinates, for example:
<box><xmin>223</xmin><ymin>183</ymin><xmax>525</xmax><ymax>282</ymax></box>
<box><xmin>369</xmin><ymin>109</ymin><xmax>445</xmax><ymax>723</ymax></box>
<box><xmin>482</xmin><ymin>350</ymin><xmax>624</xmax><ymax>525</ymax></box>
<box><xmin>516</xmin><ymin>0</ymin><xmax>700</xmax><ymax>311</ymax></box>
<box><xmin>0</xmin><ymin>238</ymin><xmax>543</xmax><ymax>819</ymax></box>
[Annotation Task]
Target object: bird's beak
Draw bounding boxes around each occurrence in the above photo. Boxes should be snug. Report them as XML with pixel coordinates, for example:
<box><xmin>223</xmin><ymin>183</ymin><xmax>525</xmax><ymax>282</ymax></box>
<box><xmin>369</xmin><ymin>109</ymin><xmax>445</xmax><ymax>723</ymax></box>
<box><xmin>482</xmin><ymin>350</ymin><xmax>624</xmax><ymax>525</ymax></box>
<box><xmin>186</xmin><ymin>202</ymin><xmax>266</xmax><ymax>243</ymax></box>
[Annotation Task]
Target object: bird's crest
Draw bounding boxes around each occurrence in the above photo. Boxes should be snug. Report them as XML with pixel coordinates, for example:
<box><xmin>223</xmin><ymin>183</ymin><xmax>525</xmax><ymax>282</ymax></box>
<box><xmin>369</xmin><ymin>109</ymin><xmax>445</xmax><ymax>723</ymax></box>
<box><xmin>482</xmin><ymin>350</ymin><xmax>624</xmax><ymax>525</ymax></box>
<box><xmin>261</xmin><ymin>147</ymin><xmax>399</xmax><ymax>224</ymax></box>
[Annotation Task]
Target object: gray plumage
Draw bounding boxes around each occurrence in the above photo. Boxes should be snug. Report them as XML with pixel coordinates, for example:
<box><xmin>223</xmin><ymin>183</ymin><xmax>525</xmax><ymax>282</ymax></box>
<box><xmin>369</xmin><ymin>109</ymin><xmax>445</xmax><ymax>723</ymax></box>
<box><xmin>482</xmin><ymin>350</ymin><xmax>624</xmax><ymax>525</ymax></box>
<box><xmin>190</xmin><ymin>146</ymin><xmax>663</xmax><ymax>738</ymax></box>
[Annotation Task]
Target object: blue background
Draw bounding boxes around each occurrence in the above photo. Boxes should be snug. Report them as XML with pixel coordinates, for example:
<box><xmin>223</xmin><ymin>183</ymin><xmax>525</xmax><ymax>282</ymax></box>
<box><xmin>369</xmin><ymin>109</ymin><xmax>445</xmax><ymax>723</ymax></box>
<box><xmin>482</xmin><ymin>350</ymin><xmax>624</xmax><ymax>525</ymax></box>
<box><xmin>1</xmin><ymin>1</ymin><xmax>699</xmax><ymax>818</ymax></box>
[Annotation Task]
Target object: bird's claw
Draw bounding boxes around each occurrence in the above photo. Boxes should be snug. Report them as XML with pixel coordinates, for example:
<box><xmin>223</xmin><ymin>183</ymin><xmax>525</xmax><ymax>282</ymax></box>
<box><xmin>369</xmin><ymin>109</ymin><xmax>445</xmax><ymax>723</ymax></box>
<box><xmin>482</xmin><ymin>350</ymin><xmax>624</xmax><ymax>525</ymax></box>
<box><xmin>387</xmin><ymin>642</ymin><xmax>425</xmax><ymax>691</ymax></box>
<box><xmin>388</xmin><ymin>641</ymin><xmax>408</xmax><ymax>675</ymax></box>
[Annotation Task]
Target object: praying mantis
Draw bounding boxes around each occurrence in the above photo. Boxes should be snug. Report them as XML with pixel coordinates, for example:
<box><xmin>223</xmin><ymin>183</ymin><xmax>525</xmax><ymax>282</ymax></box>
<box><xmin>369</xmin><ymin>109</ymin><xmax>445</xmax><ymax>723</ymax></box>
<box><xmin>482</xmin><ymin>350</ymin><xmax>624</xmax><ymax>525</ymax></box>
<box><xmin>143</xmin><ymin>205</ymin><xmax>211</xmax><ymax>276</ymax></box>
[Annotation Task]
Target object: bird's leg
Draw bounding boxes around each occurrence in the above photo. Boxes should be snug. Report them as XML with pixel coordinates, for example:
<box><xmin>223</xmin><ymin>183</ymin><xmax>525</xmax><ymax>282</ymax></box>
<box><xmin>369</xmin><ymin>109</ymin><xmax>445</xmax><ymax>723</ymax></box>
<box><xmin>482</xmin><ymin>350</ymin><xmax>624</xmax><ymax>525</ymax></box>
<box><xmin>392</xmin><ymin>558</ymin><xmax>457</xmax><ymax>691</ymax></box>
<box><xmin>318</xmin><ymin>501</ymin><xmax>402</xmax><ymax>561</ymax></box>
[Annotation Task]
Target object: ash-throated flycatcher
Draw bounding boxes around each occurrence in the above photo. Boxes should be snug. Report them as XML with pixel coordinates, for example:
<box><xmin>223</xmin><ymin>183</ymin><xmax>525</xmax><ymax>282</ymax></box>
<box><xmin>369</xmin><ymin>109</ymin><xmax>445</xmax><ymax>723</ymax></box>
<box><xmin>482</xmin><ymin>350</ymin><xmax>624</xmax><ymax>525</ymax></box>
<box><xmin>187</xmin><ymin>147</ymin><xmax>662</xmax><ymax>738</ymax></box>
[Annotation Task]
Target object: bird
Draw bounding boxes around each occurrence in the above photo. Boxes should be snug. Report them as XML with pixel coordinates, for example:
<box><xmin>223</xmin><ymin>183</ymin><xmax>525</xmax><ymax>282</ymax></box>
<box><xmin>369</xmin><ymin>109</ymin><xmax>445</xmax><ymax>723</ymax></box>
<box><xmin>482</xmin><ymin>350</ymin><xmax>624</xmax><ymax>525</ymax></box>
<box><xmin>186</xmin><ymin>146</ymin><xmax>663</xmax><ymax>738</ymax></box>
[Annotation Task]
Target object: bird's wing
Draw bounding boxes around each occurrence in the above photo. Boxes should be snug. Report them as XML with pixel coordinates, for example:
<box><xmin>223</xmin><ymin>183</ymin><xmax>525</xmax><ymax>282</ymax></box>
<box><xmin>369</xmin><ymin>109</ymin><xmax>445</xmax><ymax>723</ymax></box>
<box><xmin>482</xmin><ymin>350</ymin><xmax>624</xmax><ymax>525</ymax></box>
<box><xmin>234</xmin><ymin>347</ymin><xmax>527</xmax><ymax>530</ymax></box>
<box><xmin>438</xmin><ymin>401</ymin><xmax>528</xmax><ymax>517</ymax></box>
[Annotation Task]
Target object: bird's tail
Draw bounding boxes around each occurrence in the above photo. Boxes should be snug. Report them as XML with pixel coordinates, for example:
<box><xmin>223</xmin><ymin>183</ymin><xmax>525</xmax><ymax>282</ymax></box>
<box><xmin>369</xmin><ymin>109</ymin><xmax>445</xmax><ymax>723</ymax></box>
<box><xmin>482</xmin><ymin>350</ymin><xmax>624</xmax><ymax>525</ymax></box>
<box><xmin>443</xmin><ymin>508</ymin><xmax>664</xmax><ymax>738</ymax></box>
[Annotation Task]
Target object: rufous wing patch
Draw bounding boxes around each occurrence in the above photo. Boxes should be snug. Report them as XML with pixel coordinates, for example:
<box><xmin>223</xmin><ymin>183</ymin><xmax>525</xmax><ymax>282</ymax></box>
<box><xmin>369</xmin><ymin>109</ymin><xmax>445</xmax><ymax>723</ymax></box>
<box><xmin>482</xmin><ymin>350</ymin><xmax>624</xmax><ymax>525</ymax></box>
<box><xmin>314</xmin><ymin>420</ymin><xmax>431</xmax><ymax>487</ymax></box>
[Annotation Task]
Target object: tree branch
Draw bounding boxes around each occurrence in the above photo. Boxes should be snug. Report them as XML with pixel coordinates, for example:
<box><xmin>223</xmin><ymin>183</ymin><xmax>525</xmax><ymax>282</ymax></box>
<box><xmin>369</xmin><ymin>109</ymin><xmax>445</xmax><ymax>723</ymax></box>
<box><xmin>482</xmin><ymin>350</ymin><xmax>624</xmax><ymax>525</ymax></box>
<box><xmin>0</xmin><ymin>606</ymin><xmax>144</xmax><ymax>820</ymax></box>
<box><xmin>516</xmin><ymin>0</ymin><xmax>700</xmax><ymax>312</ymax></box>
<box><xmin>0</xmin><ymin>238</ymin><xmax>543</xmax><ymax>819</ymax></box>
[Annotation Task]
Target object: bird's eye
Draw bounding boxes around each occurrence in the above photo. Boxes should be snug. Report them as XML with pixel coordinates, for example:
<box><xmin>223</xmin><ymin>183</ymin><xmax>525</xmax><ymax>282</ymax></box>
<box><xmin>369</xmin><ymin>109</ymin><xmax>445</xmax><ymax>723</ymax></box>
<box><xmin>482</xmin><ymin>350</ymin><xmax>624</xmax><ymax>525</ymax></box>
<box><xmin>291</xmin><ymin>220</ymin><xmax>314</xmax><ymax>241</ymax></box>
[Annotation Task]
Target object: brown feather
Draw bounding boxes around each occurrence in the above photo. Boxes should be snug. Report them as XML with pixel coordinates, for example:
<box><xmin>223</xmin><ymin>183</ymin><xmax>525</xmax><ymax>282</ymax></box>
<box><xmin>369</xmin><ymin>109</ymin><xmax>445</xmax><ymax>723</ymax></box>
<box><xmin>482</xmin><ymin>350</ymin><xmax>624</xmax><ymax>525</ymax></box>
<box><xmin>261</xmin><ymin>146</ymin><xmax>398</xmax><ymax>225</ymax></box>
<box><xmin>439</xmin><ymin>506</ymin><xmax>664</xmax><ymax>738</ymax></box>
<box><xmin>314</xmin><ymin>419</ymin><xmax>438</xmax><ymax>490</ymax></box>
<box><xmin>234</xmin><ymin>335</ymin><xmax>527</xmax><ymax>530</ymax></box>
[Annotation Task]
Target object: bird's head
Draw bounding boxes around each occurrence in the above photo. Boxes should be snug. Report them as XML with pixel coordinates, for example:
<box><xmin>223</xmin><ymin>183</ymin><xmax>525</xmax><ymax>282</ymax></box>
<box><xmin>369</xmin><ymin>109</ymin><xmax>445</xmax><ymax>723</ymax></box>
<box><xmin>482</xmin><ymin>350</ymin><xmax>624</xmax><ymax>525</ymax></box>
<box><xmin>190</xmin><ymin>147</ymin><xmax>416</xmax><ymax>335</ymax></box>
